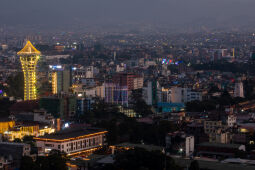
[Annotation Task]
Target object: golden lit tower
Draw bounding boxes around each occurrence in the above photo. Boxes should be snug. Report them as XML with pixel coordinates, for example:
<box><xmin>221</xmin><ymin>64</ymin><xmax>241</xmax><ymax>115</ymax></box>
<box><xmin>17</xmin><ymin>41</ymin><xmax>41</xmax><ymax>101</ymax></box>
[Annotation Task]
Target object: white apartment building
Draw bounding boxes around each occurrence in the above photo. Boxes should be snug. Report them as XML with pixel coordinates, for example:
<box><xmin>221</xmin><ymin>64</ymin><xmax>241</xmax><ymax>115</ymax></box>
<box><xmin>34</xmin><ymin>128</ymin><xmax>107</xmax><ymax>155</ymax></box>
<box><xmin>133</xmin><ymin>77</ymin><xmax>144</xmax><ymax>90</ymax></box>
<box><xmin>226</xmin><ymin>114</ymin><xmax>237</xmax><ymax>127</ymax></box>
<box><xmin>234</xmin><ymin>81</ymin><xmax>244</xmax><ymax>98</ymax></box>
<box><xmin>162</xmin><ymin>88</ymin><xmax>172</xmax><ymax>103</ymax></box>
<box><xmin>185</xmin><ymin>136</ymin><xmax>195</xmax><ymax>157</ymax></box>
<box><xmin>166</xmin><ymin>132</ymin><xmax>194</xmax><ymax>157</ymax></box>
<box><xmin>209</xmin><ymin>131</ymin><xmax>232</xmax><ymax>144</ymax></box>
<box><xmin>143</xmin><ymin>81</ymin><xmax>162</xmax><ymax>106</ymax></box>
<box><xmin>85</xmin><ymin>66</ymin><xmax>99</xmax><ymax>78</ymax></box>
<box><xmin>170</xmin><ymin>87</ymin><xmax>201</xmax><ymax>103</ymax></box>
<box><xmin>116</xmin><ymin>64</ymin><xmax>126</xmax><ymax>72</ymax></box>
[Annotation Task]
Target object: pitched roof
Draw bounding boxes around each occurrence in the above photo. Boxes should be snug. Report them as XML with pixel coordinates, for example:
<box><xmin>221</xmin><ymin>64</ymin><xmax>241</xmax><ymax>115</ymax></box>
<box><xmin>17</xmin><ymin>40</ymin><xmax>41</xmax><ymax>55</ymax></box>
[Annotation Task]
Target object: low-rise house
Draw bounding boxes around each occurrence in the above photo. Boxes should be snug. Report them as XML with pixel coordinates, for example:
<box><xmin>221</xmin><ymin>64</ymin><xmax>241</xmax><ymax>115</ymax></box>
<box><xmin>197</xmin><ymin>142</ymin><xmax>245</xmax><ymax>158</ymax></box>
<box><xmin>166</xmin><ymin>131</ymin><xmax>194</xmax><ymax>157</ymax></box>
<box><xmin>0</xmin><ymin>142</ymin><xmax>31</xmax><ymax>168</ymax></box>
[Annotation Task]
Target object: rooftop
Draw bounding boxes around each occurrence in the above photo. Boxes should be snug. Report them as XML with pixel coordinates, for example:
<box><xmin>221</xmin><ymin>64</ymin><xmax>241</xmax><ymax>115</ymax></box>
<box><xmin>34</xmin><ymin>127</ymin><xmax>107</xmax><ymax>141</ymax></box>
<box><xmin>114</xmin><ymin>142</ymin><xmax>163</xmax><ymax>152</ymax></box>
<box><xmin>17</xmin><ymin>41</ymin><xmax>41</xmax><ymax>56</ymax></box>
<box><xmin>0</xmin><ymin>142</ymin><xmax>29</xmax><ymax>146</ymax></box>
<box><xmin>199</xmin><ymin>142</ymin><xmax>242</xmax><ymax>149</ymax></box>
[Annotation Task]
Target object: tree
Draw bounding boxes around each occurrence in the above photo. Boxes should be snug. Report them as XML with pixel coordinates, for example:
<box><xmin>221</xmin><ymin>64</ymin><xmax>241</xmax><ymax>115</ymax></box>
<box><xmin>155</xmin><ymin>120</ymin><xmax>177</xmax><ymax>146</ymax></box>
<box><xmin>13</xmin><ymin>138</ymin><xmax>22</xmax><ymax>143</ymax></box>
<box><xmin>20</xmin><ymin>156</ymin><xmax>36</xmax><ymax>170</ymax></box>
<box><xmin>189</xmin><ymin>160</ymin><xmax>199</xmax><ymax>170</ymax></box>
<box><xmin>5</xmin><ymin>72</ymin><xmax>24</xmax><ymax>99</ymax></box>
<box><xmin>114</xmin><ymin>147</ymin><xmax>181</xmax><ymax>170</ymax></box>
<box><xmin>89</xmin><ymin>98</ymin><xmax>124</xmax><ymax>120</ymax></box>
<box><xmin>37</xmin><ymin>80</ymin><xmax>52</xmax><ymax>97</ymax></box>
<box><xmin>208</xmin><ymin>85</ymin><xmax>220</xmax><ymax>94</ymax></box>
<box><xmin>243</xmin><ymin>79</ymin><xmax>255</xmax><ymax>99</ymax></box>
<box><xmin>35</xmin><ymin>156</ymin><xmax>50</xmax><ymax>170</ymax></box>
<box><xmin>48</xmin><ymin>150</ymin><xmax>68</xmax><ymax>170</ymax></box>
<box><xmin>23</xmin><ymin>135</ymin><xmax>34</xmax><ymax>143</ymax></box>
<box><xmin>23</xmin><ymin>135</ymin><xmax>35</xmax><ymax>147</ymax></box>
<box><xmin>20</xmin><ymin>151</ymin><xmax>67</xmax><ymax>170</ymax></box>
<box><xmin>96</xmin><ymin>119</ymin><xmax>119</xmax><ymax>145</ymax></box>
<box><xmin>96</xmin><ymin>117</ymin><xmax>177</xmax><ymax>146</ymax></box>
<box><xmin>186</xmin><ymin>100</ymin><xmax>216</xmax><ymax>112</ymax></box>
<box><xmin>130</xmin><ymin>89</ymin><xmax>153</xmax><ymax>117</ymax></box>
<box><xmin>0</xmin><ymin>98</ymin><xmax>15</xmax><ymax>118</ymax></box>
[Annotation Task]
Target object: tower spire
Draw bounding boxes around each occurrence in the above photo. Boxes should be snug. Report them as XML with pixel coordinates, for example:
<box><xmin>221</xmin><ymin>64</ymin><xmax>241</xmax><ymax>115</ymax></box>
<box><xmin>17</xmin><ymin>40</ymin><xmax>40</xmax><ymax>101</ymax></box>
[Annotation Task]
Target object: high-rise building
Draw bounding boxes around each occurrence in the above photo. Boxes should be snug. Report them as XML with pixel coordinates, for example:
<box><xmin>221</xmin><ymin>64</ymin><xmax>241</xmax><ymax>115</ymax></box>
<box><xmin>85</xmin><ymin>66</ymin><xmax>99</xmax><ymax>78</ymax></box>
<box><xmin>250</xmin><ymin>45</ymin><xmax>255</xmax><ymax>60</ymax></box>
<box><xmin>234</xmin><ymin>79</ymin><xmax>244</xmax><ymax>98</ymax></box>
<box><xmin>113</xmin><ymin>73</ymin><xmax>143</xmax><ymax>91</ymax></box>
<box><xmin>39</xmin><ymin>95</ymin><xmax>76</xmax><ymax>119</ymax></box>
<box><xmin>17</xmin><ymin>41</ymin><xmax>40</xmax><ymax>101</ymax></box>
<box><xmin>51</xmin><ymin>68</ymin><xmax>72</xmax><ymax>94</ymax></box>
<box><xmin>52</xmin><ymin>72</ymin><xmax>58</xmax><ymax>94</ymax></box>
<box><xmin>104</xmin><ymin>83</ymin><xmax>128</xmax><ymax>107</ymax></box>
<box><xmin>169</xmin><ymin>87</ymin><xmax>202</xmax><ymax>103</ymax></box>
<box><xmin>143</xmin><ymin>81</ymin><xmax>161</xmax><ymax>106</ymax></box>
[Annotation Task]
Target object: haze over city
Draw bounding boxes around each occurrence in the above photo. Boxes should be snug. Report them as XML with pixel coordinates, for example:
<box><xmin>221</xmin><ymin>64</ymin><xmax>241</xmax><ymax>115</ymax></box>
<box><xmin>1</xmin><ymin>0</ymin><xmax>255</xmax><ymax>32</ymax></box>
<box><xmin>1</xmin><ymin>0</ymin><xmax>255</xmax><ymax>170</ymax></box>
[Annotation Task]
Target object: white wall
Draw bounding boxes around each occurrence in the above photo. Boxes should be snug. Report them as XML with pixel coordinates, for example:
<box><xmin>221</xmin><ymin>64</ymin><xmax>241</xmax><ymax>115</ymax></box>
<box><xmin>36</xmin><ymin>134</ymin><xmax>105</xmax><ymax>154</ymax></box>
<box><xmin>170</xmin><ymin>87</ymin><xmax>201</xmax><ymax>103</ymax></box>
<box><xmin>185</xmin><ymin>136</ymin><xmax>194</xmax><ymax>157</ymax></box>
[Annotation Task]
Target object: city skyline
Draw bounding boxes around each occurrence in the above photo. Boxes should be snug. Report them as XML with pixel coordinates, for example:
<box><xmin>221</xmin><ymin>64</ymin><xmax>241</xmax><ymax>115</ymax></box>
<box><xmin>1</xmin><ymin>1</ymin><xmax>255</xmax><ymax>170</ymax></box>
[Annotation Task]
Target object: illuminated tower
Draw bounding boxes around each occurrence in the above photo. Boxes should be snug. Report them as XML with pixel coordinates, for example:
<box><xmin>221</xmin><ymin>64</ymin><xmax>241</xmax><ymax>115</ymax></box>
<box><xmin>17</xmin><ymin>41</ymin><xmax>40</xmax><ymax>100</ymax></box>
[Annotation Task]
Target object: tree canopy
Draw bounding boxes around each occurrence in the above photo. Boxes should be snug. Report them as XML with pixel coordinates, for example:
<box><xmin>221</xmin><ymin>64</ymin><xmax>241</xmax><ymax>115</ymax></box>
<box><xmin>113</xmin><ymin>147</ymin><xmax>182</xmax><ymax>170</ymax></box>
<box><xmin>5</xmin><ymin>72</ymin><xmax>24</xmax><ymax>99</ymax></box>
<box><xmin>20</xmin><ymin>150</ymin><xmax>67</xmax><ymax>170</ymax></box>
<box><xmin>96</xmin><ymin>118</ymin><xmax>176</xmax><ymax>146</ymax></box>
<box><xmin>189</xmin><ymin>160</ymin><xmax>200</xmax><ymax>170</ymax></box>
<box><xmin>130</xmin><ymin>89</ymin><xmax>153</xmax><ymax>117</ymax></box>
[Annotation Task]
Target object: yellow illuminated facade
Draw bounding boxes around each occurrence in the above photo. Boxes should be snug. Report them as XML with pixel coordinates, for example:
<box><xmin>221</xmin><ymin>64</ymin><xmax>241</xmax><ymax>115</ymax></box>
<box><xmin>52</xmin><ymin>72</ymin><xmax>58</xmax><ymax>94</ymax></box>
<box><xmin>34</xmin><ymin>131</ymin><xmax>107</xmax><ymax>155</ymax></box>
<box><xmin>0</xmin><ymin>120</ymin><xmax>15</xmax><ymax>134</ymax></box>
<box><xmin>119</xmin><ymin>106</ymin><xmax>137</xmax><ymax>117</ymax></box>
<box><xmin>4</xmin><ymin>125</ymin><xmax>55</xmax><ymax>141</ymax></box>
<box><xmin>17</xmin><ymin>41</ymin><xmax>41</xmax><ymax>101</ymax></box>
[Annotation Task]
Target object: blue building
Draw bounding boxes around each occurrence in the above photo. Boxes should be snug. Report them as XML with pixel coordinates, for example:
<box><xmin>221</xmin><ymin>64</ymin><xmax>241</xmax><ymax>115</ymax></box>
<box><xmin>76</xmin><ymin>97</ymin><xmax>94</xmax><ymax>116</ymax></box>
<box><xmin>157</xmin><ymin>102</ymin><xmax>185</xmax><ymax>113</ymax></box>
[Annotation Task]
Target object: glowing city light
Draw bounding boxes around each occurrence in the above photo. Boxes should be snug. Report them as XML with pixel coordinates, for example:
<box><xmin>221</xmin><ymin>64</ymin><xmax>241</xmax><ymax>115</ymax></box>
<box><xmin>17</xmin><ymin>41</ymin><xmax>41</xmax><ymax>101</ymax></box>
<box><xmin>161</xmin><ymin>59</ymin><xmax>182</xmax><ymax>65</ymax></box>
<box><xmin>64</xmin><ymin>123</ymin><xmax>69</xmax><ymax>128</ymax></box>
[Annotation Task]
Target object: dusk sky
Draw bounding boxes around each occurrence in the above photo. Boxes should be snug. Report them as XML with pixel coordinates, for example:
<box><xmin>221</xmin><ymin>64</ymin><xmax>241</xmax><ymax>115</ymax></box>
<box><xmin>1</xmin><ymin>0</ymin><xmax>255</xmax><ymax>30</ymax></box>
